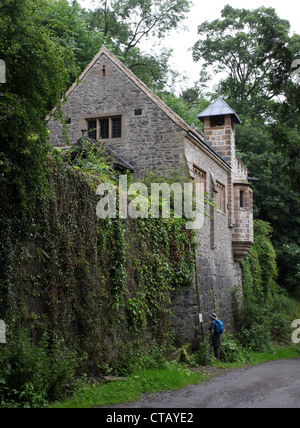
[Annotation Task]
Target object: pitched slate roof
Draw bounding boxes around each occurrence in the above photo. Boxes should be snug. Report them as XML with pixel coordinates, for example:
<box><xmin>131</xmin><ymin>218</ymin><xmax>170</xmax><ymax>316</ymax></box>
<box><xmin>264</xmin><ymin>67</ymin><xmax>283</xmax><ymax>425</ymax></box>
<box><xmin>78</xmin><ymin>136</ymin><xmax>135</xmax><ymax>172</ymax></box>
<box><xmin>197</xmin><ymin>96</ymin><xmax>241</xmax><ymax>124</ymax></box>
<box><xmin>102</xmin><ymin>142</ymin><xmax>135</xmax><ymax>172</ymax></box>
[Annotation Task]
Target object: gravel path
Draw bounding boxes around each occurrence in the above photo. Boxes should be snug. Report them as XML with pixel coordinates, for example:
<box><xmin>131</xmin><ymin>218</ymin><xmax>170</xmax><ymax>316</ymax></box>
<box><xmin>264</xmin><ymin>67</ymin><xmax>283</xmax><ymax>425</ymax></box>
<box><xmin>110</xmin><ymin>358</ymin><xmax>300</xmax><ymax>408</ymax></box>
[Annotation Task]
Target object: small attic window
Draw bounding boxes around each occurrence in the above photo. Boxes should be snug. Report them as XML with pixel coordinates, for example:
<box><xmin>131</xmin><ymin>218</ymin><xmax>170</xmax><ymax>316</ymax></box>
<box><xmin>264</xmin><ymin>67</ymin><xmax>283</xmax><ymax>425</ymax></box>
<box><xmin>102</xmin><ymin>65</ymin><xmax>106</xmax><ymax>77</ymax></box>
<box><xmin>135</xmin><ymin>108</ymin><xmax>142</xmax><ymax>116</ymax></box>
<box><xmin>210</xmin><ymin>115</ymin><xmax>225</xmax><ymax>127</ymax></box>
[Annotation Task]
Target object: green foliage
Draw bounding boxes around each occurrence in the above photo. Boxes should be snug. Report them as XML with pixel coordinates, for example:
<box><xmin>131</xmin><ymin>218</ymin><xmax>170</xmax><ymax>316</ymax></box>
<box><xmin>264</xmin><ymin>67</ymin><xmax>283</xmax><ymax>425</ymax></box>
<box><xmin>0</xmin><ymin>329</ymin><xmax>78</xmax><ymax>408</ymax></box>
<box><xmin>236</xmin><ymin>120</ymin><xmax>300</xmax><ymax>296</ymax></box>
<box><xmin>218</xmin><ymin>333</ymin><xmax>250</xmax><ymax>364</ymax></box>
<box><xmin>0</xmin><ymin>0</ymin><xmax>75</xmax><ymax>318</ymax></box>
<box><xmin>237</xmin><ymin>220</ymin><xmax>295</xmax><ymax>351</ymax></box>
<box><xmin>0</xmin><ymin>144</ymin><xmax>197</xmax><ymax>405</ymax></box>
<box><xmin>192</xmin><ymin>5</ymin><xmax>292</xmax><ymax>102</ymax></box>
<box><xmin>160</xmin><ymin>92</ymin><xmax>208</xmax><ymax>128</ymax></box>
<box><xmin>241</xmin><ymin>220</ymin><xmax>277</xmax><ymax>303</ymax></box>
<box><xmin>41</xmin><ymin>0</ymin><xmax>105</xmax><ymax>79</ymax></box>
<box><xmin>192</xmin><ymin>337</ymin><xmax>213</xmax><ymax>366</ymax></box>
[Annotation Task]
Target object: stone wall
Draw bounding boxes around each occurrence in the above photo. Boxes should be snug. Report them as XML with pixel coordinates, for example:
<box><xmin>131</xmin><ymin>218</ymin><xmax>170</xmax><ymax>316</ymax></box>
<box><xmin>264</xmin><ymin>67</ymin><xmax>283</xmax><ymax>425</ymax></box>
<box><xmin>171</xmin><ymin>139</ymin><xmax>243</xmax><ymax>348</ymax></box>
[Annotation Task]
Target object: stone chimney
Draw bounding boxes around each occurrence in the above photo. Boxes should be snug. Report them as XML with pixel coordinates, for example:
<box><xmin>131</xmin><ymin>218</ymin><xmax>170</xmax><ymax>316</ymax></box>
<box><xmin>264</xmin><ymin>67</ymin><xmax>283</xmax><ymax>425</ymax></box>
<box><xmin>197</xmin><ymin>97</ymin><xmax>254</xmax><ymax>262</ymax></box>
<box><xmin>197</xmin><ymin>96</ymin><xmax>241</xmax><ymax>167</ymax></box>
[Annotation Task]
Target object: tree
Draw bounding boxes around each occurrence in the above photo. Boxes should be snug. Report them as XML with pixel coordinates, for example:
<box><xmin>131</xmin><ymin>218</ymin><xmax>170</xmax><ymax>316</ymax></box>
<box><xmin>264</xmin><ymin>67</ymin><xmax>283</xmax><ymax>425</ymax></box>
<box><xmin>0</xmin><ymin>0</ymin><xmax>75</xmax><ymax>312</ymax></box>
<box><xmin>192</xmin><ymin>5</ymin><xmax>292</xmax><ymax>105</ymax></box>
<box><xmin>0</xmin><ymin>0</ymin><xmax>73</xmax><ymax>140</ymax></box>
<box><xmin>40</xmin><ymin>0</ymin><xmax>105</xmax><ymax>76</ymax></box>
<box><xmin>88</xmin><ymin>0</ymin><xmax>191</xmax><ymax>57</ymax></box>
<box><xmin>84</xmin><ymin>0</ymin><xmax>191</xmax><ymax>89</ymax></box>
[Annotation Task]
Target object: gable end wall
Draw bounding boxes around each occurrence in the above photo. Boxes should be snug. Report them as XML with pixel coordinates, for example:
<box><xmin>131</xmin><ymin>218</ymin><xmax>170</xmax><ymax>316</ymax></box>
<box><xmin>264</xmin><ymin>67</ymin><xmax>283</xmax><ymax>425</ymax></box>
<box><xmin>48</xmin><ymin>54</ymin><xmax>187</xmax><ymax>176</ymax></box>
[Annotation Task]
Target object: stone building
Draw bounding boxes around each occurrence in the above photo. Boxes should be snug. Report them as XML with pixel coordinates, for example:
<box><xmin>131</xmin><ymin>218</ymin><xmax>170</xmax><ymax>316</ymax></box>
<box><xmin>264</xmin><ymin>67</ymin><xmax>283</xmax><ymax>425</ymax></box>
<box><xmin>48</xmin><ymin>46</ymin><xmax>254</xmax><ymax>347</ymax></box>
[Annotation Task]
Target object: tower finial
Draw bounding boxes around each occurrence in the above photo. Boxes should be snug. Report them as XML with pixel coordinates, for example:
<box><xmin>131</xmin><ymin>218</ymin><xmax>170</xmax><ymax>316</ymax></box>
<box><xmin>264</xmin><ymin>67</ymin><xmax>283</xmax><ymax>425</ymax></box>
<box><xmin>218</xmin><ymin>85</ymin><xmax>221</xmax><ymax>97</ymax></box>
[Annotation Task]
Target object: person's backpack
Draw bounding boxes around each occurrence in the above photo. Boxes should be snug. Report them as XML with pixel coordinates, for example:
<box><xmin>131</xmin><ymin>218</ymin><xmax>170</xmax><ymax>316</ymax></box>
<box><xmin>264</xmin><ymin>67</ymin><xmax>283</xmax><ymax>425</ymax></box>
<box><xmin>215</xmin><ymin>319</ymin><xmax>224</xmax><ymax>334</ymax></box>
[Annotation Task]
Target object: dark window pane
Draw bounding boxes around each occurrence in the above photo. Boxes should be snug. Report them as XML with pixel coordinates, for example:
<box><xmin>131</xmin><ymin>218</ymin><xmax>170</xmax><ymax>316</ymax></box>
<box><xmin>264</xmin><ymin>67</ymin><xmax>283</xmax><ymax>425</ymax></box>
<box><xmin>240</xmin><ymin>190</ymin><xmax>244</xmax><ymax>208</ymax></box>
<box><xmin>100</xmin><ymin>119</ymin><xmax>109</xmax><ymax>139</ymax></box>
<box><xmin>210</xmin><ymin>115</ymin><xmax>225</xmax><ymax>127</ymax></box>
<box><xmin>88</xmin><ymin>120</ymin><xmax>97</xmax><ymax>139</ymax></box>
<box><xmin>112</xmin><ymin>117</ymin><xmax>121</xmax><ymax>138</ymax></box>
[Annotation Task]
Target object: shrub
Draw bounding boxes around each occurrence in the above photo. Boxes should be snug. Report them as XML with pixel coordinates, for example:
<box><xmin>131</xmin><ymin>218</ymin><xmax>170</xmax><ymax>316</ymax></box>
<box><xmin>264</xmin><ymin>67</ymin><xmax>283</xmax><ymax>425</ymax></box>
<box><xmin>192</xmin><ymin>338</ymin><xmax>213</xmax><ymax>366</ymax></box>
<box><xmin>219</xmin><ymin>333</ymin><xmax>250</xmax><ymax>363</ymax></box>
<box><xmin>0</xmin><ymin>329</ymin><xmax>78</xmax><ymax>407</ymax></box>
<box><xmin>238</xmin><ymin>220</ymin><xmax>284</xmax><ymax>351</ymax></box>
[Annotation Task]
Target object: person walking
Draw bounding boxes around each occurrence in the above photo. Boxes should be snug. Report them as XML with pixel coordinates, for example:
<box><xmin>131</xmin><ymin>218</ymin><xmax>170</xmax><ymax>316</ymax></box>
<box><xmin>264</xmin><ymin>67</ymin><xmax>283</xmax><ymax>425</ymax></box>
<box><xmin>209</xmin><ymin>312</ymin><xmax>222</xmax><ymax>359</ymax></box>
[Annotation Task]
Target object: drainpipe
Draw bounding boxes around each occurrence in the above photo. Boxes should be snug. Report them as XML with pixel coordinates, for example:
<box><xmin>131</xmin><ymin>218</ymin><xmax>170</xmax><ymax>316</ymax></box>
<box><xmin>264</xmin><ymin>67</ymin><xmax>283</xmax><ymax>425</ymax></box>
<box><xmin>194</xmin><ymin>250</ymin><xmax>204</xmax><ymax>342</ymax></box>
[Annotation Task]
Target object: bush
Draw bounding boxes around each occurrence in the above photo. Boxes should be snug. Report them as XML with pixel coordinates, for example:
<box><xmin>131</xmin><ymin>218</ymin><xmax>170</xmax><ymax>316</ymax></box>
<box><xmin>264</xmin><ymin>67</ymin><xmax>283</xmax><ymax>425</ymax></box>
<box><xmin>192</xmin><ymin>338</ymin><xmax>213</xmax><ymax>366</ymax></box>
<box><xmin>191</xmin><ymin>333</ymin><xmax>249</xmax><ymax>365</ymax></box>
<box><xmin>0</xmin><ymin>329</ymin><xmax>78</xmax><ymax>407</ymax></box>
<box><xmin>238</xmin><ymin>220</ymin><xmax>291</xmax><ymax>352</ymax></box>
<box><xmin>219</xmin><ymin>333</ymin><xmax>250</xmax><ymax>363</ymax></box>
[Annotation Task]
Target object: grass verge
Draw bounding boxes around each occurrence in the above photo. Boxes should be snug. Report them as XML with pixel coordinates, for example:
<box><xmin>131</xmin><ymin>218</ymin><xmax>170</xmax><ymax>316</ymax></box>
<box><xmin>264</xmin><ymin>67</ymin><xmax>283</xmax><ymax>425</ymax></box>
<box><xmin>52</xmin><ymin>345</ymin><xmax>299</xmax><ymax>408</ymax></box>
<box><xmin>52</xmin><ymin>365</ymin><xmax>208</xmax><ymax>408</ymax></box>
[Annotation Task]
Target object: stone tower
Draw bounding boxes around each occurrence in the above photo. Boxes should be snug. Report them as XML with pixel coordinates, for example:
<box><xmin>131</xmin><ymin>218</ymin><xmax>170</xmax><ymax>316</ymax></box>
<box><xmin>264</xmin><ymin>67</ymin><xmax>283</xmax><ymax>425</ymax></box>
<box><xmin>198</xmin><ymin>96</ymin><xmax>254</xmax><ymax>261</ymax></box>
<box><xmin>197</xmin><ymin>96</ymin><xmax>241</xmax><ymax>167</ymax></box>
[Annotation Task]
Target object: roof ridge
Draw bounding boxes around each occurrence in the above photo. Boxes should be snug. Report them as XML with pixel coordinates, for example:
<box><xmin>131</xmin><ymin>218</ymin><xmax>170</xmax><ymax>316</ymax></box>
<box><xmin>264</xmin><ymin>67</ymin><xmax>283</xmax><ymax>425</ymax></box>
<box><xmin>50</xmin><ymin>45</ymin><xmax>195</xmax><ymax>134</ymax></box>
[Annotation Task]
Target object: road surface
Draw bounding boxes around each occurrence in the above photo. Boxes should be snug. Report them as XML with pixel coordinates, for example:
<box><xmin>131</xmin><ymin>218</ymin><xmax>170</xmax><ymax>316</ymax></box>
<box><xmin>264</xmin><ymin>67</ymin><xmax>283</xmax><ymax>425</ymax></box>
<box><xmin>111</xmin><ymin>358</ymin><xmax>300</xmax><ymax>408</ymax></box>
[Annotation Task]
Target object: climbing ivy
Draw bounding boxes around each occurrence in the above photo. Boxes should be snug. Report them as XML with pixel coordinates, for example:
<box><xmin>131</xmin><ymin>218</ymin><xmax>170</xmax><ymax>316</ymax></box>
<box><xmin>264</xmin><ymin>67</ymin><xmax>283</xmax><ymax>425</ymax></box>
<box><xmin>1</xmin><ymin>140</ymin><xmax>197</xmax><ymax>403</ymax></box>
<box><xmin>237</xmin><ymin>220</ymin><xmax>280</xmax><ymax>351</ymax></box>
<box><xmin>241</xmin><ymin>220</ymin><xmax>278</xmax><ymax>304</ymax></box>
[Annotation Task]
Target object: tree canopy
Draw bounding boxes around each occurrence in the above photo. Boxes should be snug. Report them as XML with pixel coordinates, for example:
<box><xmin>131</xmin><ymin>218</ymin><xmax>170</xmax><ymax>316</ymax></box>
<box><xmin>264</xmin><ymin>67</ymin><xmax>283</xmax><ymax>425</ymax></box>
<box><xmin>192</xmin><ymin>5</ymin><xmax>293</xmax><ymax>104</ymax></box>
<box><xmin>0</xmin><ymin>0</ymin><xmax>74</xmax><ymax>233</ymax></box>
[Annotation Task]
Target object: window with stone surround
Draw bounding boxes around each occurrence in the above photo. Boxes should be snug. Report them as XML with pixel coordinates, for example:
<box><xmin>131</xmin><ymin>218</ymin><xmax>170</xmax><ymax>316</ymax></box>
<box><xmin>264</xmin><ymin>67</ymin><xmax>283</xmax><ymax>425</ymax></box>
<box><xmin>238</xmin><ymin>187</ymin><xmax>253</xmax><ymax>210</ymax></box>
<box><xmin>87</xmin><ymin>116</ymin><xmax>122</xmax><ymax>140</ymax></box>
<box><xmin>216</xmin><ymin>181</ymin><xmax>226</xmax><ymax>211</ymax></box>
<box><xmin>193</xmin><ymin>165</ymin><xmax>207</xmax><ymax>197</ymax></box>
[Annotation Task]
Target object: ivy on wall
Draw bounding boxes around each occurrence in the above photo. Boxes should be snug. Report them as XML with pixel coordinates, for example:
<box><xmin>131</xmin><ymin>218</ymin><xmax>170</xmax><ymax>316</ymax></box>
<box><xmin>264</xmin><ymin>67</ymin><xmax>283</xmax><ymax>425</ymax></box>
<box><xmin>2</xmin><ymin>141</ymin><xmax>197</xmax><ymax>377</ymax></box>
<box><xmin>237</xmin><ymin>219</ymin><xmax>280</xmax><ymax>351</ymax></box>
<box><xmin>241</xmin><ymin>220</ymin><xmax>278</xmax><ymax>303</ymax></box>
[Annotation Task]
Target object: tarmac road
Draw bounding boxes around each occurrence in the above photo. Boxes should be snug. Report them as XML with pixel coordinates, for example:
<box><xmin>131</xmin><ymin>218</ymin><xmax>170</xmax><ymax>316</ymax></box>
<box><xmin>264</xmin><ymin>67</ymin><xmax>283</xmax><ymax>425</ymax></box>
<box><xmin>112</xmin><ymin>358</ymin><xmax>300</xmax><ymax>408</ymax></box>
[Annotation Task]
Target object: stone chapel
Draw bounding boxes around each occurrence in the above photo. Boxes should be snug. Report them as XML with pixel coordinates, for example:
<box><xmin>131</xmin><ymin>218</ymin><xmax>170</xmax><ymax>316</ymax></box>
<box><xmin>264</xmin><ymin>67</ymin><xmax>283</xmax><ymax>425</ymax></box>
<box><xmin>48</xmin><ymin>46</ymin><xmax>254</xmax><ymax>347</ymax></box>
